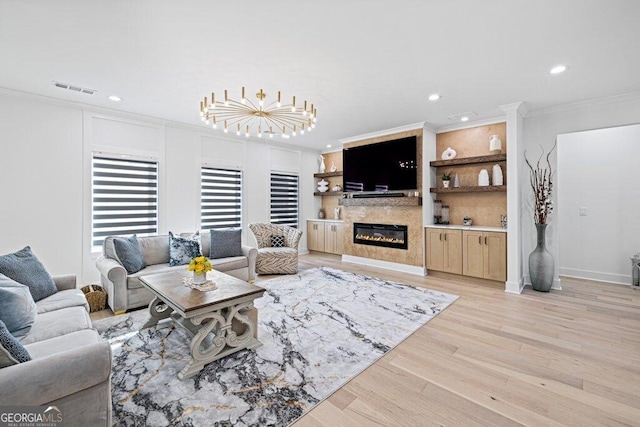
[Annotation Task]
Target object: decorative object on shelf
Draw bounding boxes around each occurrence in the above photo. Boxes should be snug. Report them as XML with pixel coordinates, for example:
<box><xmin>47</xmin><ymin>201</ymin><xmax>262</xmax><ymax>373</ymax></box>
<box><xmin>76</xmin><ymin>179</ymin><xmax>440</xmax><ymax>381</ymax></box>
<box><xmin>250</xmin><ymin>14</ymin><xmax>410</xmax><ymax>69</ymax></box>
<box><xmin>318</xmin><ymin>209</ymin><xmax>325</xmax><ymax>219</ymax></box>
<box><xmin>317</xmin><ymin>179</ymin><xmax>329</xmax><ymax>192</ymax></box>
<box><xmin>442</xmin><ymin>171</ymin><xmax>451</xmax><ymax>188</ymax></box>
<box><xmin>453</xmin><ymin>173</ymin><xmax>460</xmax><ymax>188</ymax></box>
<box><xmin>525</xmin><ymin>142</ymin><xmax>556</xmax><ymax>292</ymax></box>
<box><xmin>478</xmin><ymin>169</ymin><xmax>490</xmax><ymax>186</ymax></box>
<box><xmin>441</xmin><ymin>147</ymin><xmax>457</xmax><ymax>160</ymax></box>
<box><xmin>631</xmin><ymin>252</ymin><xmax>640</xmax><ymax>287</ymax></box>
<box><xmin>319</xmin><ymin>155</ymin><xmax>326</xmax><ymax>173</ymax></box>
<box><xmin>441</xmin><ymin>205</ymin><xmax>450</xmax><ymax>225</ymax></box>
<box><xmin>489</xmin><ymin>134</ymin><xmax>502</xmax><ymax>154</ymax></box>
<box><xmin>334</xmin><ymin>207</ymin><xmax>341</xmax><ymax>220</ymax></box>
<box><xmin>463</xmin><ymin>217</ymin><xmax>473</xmax><ymax>226</ymax></box>
<box><xmin>331</xmin><ymin>184</ymin><xmax>342</xmax><ymax>192</ymax></box>
<box><xmin>199</xmin><ymin>87</ymin><xmax>317</xmax><ymax>139</ymax></box>
<box><xmin>434</xmin><ymin>200</ymin><xmax>442</xmax><ymax>224</ymax></box>
<box><xmin>501</xmin><ymin>215</ymin><xmax>507</xmax><ymax>228</ymax></box>
<box><xmin>492</xmin><ymin>164</ymin><xmax>503</xmax><ymax>186</ymax></box>
<box><xmin>329</xmin><ymin>161</ymin><xmax>337</xmax><ymax>173</ymax></box>
<box><xmin>188</xmin><ymin>256</ymin><xmax>212</xmax><ymax>285</ymax></box>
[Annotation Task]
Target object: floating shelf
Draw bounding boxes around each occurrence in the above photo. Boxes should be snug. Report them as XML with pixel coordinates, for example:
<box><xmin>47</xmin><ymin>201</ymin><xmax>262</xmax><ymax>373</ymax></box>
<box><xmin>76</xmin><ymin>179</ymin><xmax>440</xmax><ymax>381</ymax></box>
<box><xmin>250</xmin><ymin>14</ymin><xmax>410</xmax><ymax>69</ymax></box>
<box><xmin>430</xmin><ymin>185</ymin><xmax>506</xmax><ymax>194</ymax></box>
<box><xmin>430</xmin><ymin>153</ymin><xmax>506</xmax><ymax>167</ymax></box>
<box><xmin>339</xmin><ymin>197</ymin><xmax>422</xmax><ymax>207</ymax></box>
<box><xmin>313</xmin><ymin>171</ymin><xmax>343</xmax><ymax>178</ymax></box>
<box><xmin>313</xmin><ymin>191</ymin><xmax>343</xmax><ymax>197</ymax></box>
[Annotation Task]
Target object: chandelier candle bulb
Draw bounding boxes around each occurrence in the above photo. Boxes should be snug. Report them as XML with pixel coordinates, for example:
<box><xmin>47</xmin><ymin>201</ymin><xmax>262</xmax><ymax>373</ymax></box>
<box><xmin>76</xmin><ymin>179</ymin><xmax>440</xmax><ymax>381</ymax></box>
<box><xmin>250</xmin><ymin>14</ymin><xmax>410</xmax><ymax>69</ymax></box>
<box><xmin>241</xmin><ymin>87</ymin><xmax>246</xmax><ymax>103</ymax></box>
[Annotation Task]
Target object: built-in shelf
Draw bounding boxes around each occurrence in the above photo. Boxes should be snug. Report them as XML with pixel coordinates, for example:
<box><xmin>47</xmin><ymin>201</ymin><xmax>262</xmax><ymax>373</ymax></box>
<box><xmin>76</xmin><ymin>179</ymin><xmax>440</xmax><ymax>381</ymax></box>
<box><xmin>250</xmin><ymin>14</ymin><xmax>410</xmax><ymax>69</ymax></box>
<box><xmin>339</xmin><ymin>197</ymin><xmax>422</xmax><ymax>207</ymax></box>
<box><xmin>430</xmin><ymin>153</ymin><xmax>506</xmax><ymax>167</ymax></box>
<box><xmin>313</xmin><ymin>171</ymin><xmax>342</xmax><ymax>178</ymax></box>
<box><xmin>430</xmin><ymin>185</ymin><xmax>506</xmax><ymax>194</ymax></box>
<box><xmin>313</xmin><ymin>191</ymin><xmax>343</xmax><ymax>197</ymax></box>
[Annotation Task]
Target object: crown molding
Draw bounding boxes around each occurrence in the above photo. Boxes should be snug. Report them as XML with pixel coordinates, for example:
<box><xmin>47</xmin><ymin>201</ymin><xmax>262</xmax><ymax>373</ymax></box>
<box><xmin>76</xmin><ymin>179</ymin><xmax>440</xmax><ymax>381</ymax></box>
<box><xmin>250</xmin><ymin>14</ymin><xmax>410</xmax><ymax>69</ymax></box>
<box><xmin>338</xmin><ymin>122</ymin><xmax>426</xmax><ymax>145</ymax></box>
<box><xmin>525</xmin><ymin>91</ymin><xmax>640</xmax><ymax>118</ymax></box>
<box><xmin>434</xmin><ymin>115</ymin><xmax>506</xmax><ymax>133</ymax></box>
<box><xmin>500</xmin><ymin>101</ymin><xmax>528</xmax><ymax>116</ymax></box>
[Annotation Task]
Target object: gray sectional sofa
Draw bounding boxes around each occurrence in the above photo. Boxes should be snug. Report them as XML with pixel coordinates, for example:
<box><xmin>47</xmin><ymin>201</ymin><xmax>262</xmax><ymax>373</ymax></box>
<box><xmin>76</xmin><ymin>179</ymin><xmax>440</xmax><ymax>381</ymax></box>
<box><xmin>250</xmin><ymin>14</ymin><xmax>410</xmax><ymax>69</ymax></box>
<box><xmin>96</xmin><ymin>232</ymin><xmax>257</xmax><ymax>314</ymax></box>
<box><xmin>0</xmin><ymin>275</ymin><xmax>112</xmax><ymax>426</ymax></box>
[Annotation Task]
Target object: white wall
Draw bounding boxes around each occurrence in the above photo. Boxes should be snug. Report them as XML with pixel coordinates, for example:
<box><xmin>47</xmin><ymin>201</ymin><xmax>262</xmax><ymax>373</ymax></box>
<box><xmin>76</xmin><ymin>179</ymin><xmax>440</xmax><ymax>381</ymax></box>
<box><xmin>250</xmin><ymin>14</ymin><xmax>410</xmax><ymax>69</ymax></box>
<box><xmin>0</xmin><ymin>91</ymin><xmax>320</xmax><ymax>285</ymax></box>
<box><xmin>522</xmin><ymin>94</ymin><xmax>640</xmax><ymax>288</ymax></box>
<box><xmin>557</xmin><ymin>124</ymin><xmax>640</xmax><ymax>284</ymax></box>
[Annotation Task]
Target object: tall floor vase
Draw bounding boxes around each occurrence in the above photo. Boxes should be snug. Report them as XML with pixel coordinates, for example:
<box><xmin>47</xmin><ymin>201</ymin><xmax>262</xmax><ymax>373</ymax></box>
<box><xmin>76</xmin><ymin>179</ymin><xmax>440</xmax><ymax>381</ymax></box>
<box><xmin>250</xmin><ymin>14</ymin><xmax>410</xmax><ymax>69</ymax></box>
<box><xmin>529</xmin><ymin>223</ymin><xmax>554</xmax><ymax>292</ymax></box>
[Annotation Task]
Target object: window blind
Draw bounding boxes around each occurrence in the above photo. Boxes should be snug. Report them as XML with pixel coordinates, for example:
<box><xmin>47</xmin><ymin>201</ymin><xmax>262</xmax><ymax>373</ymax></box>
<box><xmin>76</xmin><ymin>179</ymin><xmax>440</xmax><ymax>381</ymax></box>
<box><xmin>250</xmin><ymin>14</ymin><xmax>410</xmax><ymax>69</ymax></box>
<box><xmin>92</xmin><ymin>156</ymin><xmax>158</xmax><ymax>247</ymax></box>
<box><xmin>270</xmin><ymin>173</ymin><xmax>299</xmax><ymax>228</ymax></box>
<box><xmin>201</xmin><ymin>167</ymin><xmax>242</xmax><ymax>230</ymax></box>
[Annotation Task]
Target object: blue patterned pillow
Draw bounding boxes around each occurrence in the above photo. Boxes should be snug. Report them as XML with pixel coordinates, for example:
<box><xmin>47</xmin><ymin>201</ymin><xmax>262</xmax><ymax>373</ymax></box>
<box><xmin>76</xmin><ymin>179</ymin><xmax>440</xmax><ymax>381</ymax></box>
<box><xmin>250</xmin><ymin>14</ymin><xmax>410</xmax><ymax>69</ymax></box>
<box><xmin>210</xmin><ymin>229</ymin><xmax>243</xmax><ymax>259</ymax></box>
<box><xmin>0</xmin><ymin>246</ymin><xmax>57</xmax><ymax>302</ymax></box>
<box><xmin>0</xmin><ymin>320</ymin><xmax>32</xmax><ymax>368</ymax></box>
<box><xmin>0</xmin><ymin>274</ymin><xmax>37</xmax><ymax>339</ymax></box>
<box><xmin>169</xmin><ymin>232</ymin><xmax>201</xmax><ymax>266</ymax></box>
<box><xmin>113</xmin><ymin>235</ymin><xmax>147</xmax><ymax>274</ymax></box>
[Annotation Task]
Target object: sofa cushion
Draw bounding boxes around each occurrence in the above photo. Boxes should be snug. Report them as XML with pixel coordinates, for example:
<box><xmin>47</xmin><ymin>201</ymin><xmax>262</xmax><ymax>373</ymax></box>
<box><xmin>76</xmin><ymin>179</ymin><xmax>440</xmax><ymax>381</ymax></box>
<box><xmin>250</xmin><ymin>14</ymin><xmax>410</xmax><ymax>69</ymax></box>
<box><xmin>36</xmin><ymin>289</ymin><xmax>89</xmax><ymax>314</ymax></box>
<box><xmin>0</xmin><ymin>274</ymin><xmax>37</xmax><ymax>339</ymax></box>
<box><xmin>20</xmin><ymin>306</ymin><xmax>92</xmax><ymax>345</ymax></box>
<box><xmin>169</xmin><ymin>232</ymin><xmax>201</xmax><ymax>266</ymax></box>
<box><xmin>25</xmin><ymin>329</ymin><xmax>102</xmax><ymax>360</ymax></box>
<box><xmin>113</xmin><ymin>235</ymin><xmax>146</xmax><ymax>274</ymax></box>
<box><xmin>210</xmin><ymin>228</ymin><xmax>243</xmax><ymax>259</ymax></box>
<box><xmin>0</xmin><ymin>246</ymin><xmax>57</xmax><ymax>302</ymax></box>
<box><xmin>126</xmin><ymin>263</ymin><xmax>185</xmax><ymax>289</ymax></box>
<box><xmin>139</xmin><ymin>235</ymin><xmax>171</xmax><ymax>266</ymax></box>
<box><xmin>0</xmin><ymin>320</ymin><xmax>31</xmax><ymax>368</ymax></box>
<box><xmin>211</xmin><ymin>255</ymin><xmax>249</xmax><ymax>271</ymax></box>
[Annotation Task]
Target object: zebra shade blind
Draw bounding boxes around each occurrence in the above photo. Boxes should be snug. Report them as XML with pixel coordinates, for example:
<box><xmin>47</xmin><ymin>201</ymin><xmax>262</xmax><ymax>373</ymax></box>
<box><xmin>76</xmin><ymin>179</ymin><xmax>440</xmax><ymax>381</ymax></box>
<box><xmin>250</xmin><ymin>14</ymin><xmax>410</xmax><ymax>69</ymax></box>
<box><xmin>270</xmin><ymin>172</ymin><xmax>299</xmax><ymax>228</ymax></box>
<box><xmin>201</xmin><ymin>167</ymin><xmax>242</xmax><ymax>230</ymax></box>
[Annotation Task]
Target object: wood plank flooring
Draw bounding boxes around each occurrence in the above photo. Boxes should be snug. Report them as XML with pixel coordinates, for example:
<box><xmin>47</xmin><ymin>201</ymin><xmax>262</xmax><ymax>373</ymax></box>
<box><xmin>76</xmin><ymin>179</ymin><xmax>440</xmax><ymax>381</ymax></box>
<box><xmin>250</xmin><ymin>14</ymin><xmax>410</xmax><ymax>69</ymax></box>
<box><xmin>91</xmin><ymin>253</ymin><xmax>640</xmax><ymax>426</ymax></box>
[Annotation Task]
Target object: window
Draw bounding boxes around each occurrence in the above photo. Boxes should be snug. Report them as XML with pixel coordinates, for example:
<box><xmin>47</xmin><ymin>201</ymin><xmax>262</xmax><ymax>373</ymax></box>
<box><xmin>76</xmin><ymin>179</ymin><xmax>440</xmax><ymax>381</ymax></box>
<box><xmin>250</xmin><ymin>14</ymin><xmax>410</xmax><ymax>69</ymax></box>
<box><xmin>201</xmin><ymin>167</ymin><xmax>243</xmax><ymax>229</ymax></box>
<box><xmin>270</xmin><ymin>172</ymin><xmax>299</xmax><ymax>228</ymax></box>
<box><xmin>92</xmin><ymin>156</ymin><xmax>158</xmax><ymax>248</ymax></box>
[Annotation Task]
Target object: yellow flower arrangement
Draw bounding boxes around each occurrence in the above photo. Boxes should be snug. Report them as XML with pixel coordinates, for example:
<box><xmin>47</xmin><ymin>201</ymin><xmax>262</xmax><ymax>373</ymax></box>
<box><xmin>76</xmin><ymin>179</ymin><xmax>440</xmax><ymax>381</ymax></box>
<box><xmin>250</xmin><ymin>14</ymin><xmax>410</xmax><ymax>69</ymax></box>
<box><xmin>188</xmin><ymin>256</ymin><xmax>212</xmax><ymax>275</ymax></box>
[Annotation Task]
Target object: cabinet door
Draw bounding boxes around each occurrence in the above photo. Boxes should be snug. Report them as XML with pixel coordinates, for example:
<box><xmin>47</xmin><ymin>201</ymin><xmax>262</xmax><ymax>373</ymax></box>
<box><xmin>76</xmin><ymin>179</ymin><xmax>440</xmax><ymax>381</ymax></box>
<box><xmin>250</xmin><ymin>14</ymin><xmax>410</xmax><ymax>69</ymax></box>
<box><xmin>425</xmin><ymin>228</ymin><xmax>444</xmax><ymax>272</ymax></box>
<box><xmin>462</xmin><ymin>230</ymin><xmax>484</xmax><ymax>278</ymax></box>
<box><xmin>443</xmin><ymin>230</ymin><xmax>462</xmax><ymax>274</ymax></box>
<box><xmin>324</xmin><ymin>224</ymin><xmax>336</xmax><ymax>254</ymax></box>
<box><xmin>483</xmin><ymin>232</ymin><xmax>506</xmax><ymax>281</ymax></box>
<box><xmin>333</xmin><ymin>223</ymin><xmax>344</xmax><ymax>254</ymax></box>
<box><xmin>307</xmin><ymin>221</ymin><xmax>325</xmax><ymax>252</ymax></box>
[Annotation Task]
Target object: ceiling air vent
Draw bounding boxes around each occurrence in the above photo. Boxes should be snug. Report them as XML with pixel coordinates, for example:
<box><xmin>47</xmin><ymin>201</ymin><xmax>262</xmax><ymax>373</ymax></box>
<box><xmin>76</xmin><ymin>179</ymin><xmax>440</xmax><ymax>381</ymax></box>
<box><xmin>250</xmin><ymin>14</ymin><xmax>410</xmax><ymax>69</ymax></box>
<box><xmin>446</xmin><ymin>111</ymin><xmax>477</xmax><ymax>122</ymax></box>
<box><xmin>52</xmin><ymin>81</ymin><xmax>96</xmax><ymax>95</ymax></box>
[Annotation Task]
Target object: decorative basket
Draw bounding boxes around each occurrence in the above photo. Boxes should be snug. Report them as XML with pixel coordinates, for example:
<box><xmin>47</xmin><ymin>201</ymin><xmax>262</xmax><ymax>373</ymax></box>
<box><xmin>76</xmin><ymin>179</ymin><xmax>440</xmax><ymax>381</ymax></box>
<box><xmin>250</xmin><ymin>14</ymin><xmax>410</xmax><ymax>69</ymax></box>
<box><xmin>81</xmin><ymin>284</ymin><xmax>107</xmax><ymax>313</ymax></box>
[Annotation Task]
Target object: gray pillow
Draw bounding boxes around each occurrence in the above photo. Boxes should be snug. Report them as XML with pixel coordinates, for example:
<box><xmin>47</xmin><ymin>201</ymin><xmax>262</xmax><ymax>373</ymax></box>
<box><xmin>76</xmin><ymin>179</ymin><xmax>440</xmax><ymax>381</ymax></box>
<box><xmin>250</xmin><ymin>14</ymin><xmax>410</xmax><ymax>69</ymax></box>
<box><xmin>169</xmin><ymin>232</ymin><xmax>201</xmax><ymax>267</ymax></box>
<box><xmin>210</xmin><ymin>228</ymin><xmax>243</xmax><ymax>259</ymax></box>
<box><xmin>0</xmin><ymin>246</ymin><xmax>57</xmax><ymax>302</ymax></box>
<box><xmin>0</xmin><ymin>274</ymin><xmax>37</xmax><ymax>339</ymax></box>
<box><xmin>113</xmin><ymin>235</ymin><xmax>147</xmax><ymax>274</ymax></box>
<box><xmin>0</xmin><ymin>320</ymin><xmax>32</xmax><ymax>368</ymax></box>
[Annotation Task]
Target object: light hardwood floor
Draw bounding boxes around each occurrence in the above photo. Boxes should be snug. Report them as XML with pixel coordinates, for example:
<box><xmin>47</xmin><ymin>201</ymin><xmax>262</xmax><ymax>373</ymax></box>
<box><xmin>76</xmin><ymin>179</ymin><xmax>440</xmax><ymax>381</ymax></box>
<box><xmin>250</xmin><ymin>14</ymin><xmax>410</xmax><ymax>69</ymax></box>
<box><xmin>92</xmin><ymin>253</ymin><xmax>640</xmax><ymax>426</ymax></box>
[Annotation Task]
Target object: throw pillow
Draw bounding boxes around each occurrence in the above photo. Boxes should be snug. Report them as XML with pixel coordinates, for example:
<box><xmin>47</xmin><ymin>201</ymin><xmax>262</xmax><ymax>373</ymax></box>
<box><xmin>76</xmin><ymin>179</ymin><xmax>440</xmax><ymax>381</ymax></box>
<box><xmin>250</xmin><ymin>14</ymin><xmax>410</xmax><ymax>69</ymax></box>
<box><xmin>270</xmin><ymin>235</ymin><xmax>285</xmax><ymax>248</ymax></box>
<box><xmin>0</xmin><ymin>320</ymin><xmax>32</xmax><ymax>368</ymax></box>
<box><xmin>169</xmin><ymin>232</ymin><xmax>201</xmax><ymax>267</ymax></box>
<box><xmin>113</xmin><ymin>235</ymin><xmax>147</xmax><ymax>274</ymax></box>
<box><xmin>0</xmin><ymin>246</ymin><xmax>57</xmax><ymax>302</ymax></box>
<box><xmin>210</xmin><ymin>228</ymin><xmax>243</xmax><ymax>259</ymax></box>
<box><xmin>0</xmin><ymin>274</ymin><xmax>37</xmax><ymax>339</ymax></box>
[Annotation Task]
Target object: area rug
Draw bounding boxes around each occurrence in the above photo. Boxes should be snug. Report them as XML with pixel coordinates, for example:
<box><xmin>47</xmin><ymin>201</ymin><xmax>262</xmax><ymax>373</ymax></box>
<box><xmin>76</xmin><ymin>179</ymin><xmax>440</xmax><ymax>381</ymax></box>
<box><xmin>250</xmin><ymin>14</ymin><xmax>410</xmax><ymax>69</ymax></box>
<box><xmin>95</xmin><ymin>267</ymin><xmax>458</xmax><ymax>426</ymax></box>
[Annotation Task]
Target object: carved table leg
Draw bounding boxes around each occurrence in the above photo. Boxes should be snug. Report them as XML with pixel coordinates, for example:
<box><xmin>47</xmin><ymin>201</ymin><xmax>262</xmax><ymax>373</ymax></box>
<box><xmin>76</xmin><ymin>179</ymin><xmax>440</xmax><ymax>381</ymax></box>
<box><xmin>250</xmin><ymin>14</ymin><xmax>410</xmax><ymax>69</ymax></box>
<box><xmin>142</xmin><ymin>297</ymin><xmax>173</xmax><ymax>329</ymax></box>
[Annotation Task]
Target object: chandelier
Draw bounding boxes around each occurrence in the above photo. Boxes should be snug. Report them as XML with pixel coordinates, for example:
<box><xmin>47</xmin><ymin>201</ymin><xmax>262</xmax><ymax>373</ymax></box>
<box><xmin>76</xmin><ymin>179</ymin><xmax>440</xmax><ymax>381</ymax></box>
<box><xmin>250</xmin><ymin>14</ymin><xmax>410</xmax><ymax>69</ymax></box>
<box><xmin>199</xmin><ymin>87</ymin><xmax>317</xmax><ymax>139</ymax></box>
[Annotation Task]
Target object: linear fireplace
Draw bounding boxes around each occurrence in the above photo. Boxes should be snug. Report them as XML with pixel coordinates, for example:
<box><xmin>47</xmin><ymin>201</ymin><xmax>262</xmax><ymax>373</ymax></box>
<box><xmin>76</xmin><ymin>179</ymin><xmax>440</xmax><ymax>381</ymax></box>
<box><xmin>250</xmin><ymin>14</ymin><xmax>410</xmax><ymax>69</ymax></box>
<box><xmin>353</xmin><ymin>223</ymin><xmax>408</xmax><ymax>250</ymax></box>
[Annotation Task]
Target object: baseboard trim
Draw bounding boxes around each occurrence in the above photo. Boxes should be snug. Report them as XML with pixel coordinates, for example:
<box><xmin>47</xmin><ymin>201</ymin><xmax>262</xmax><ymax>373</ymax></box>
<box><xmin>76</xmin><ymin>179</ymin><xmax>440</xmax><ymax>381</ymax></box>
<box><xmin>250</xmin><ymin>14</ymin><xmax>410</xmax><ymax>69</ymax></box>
<box><xmin>523</xmin><ymin>276</ymin><xmax>563</xmax><ymax>291</ymax></box>
<box><xmin>559</xmin><ymin>267</ymin><xmax>629</xmax><ymax>286</ymax></box>
<box><xmin>341</xmin><ymin>255</ymin><xmax>425</xmax><ymax>276</ymax></box>
<box><xmin>505</xmin><ymin>278</ymin><xmax>524</xmax><ymax>294</ymax></box>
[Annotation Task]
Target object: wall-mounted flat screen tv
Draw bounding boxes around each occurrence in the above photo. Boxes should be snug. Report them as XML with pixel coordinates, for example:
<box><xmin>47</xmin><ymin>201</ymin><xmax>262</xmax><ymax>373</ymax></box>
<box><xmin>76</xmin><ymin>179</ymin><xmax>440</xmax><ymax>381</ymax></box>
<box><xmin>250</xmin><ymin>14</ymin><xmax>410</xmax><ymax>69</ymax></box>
<box><xmin>342</xmin><ymin>136</ymin><xmax>418</xmax><ymax>192</ymax></box>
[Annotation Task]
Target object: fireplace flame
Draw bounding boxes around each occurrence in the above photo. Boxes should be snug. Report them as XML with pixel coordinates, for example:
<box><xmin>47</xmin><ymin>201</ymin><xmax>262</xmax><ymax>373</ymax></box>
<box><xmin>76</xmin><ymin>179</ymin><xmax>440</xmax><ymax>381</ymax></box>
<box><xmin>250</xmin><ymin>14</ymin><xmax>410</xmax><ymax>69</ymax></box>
<box><xmin>355</xmin><ymin>234</ymin><xmax>405</xmax><ymax>244</ymax></box>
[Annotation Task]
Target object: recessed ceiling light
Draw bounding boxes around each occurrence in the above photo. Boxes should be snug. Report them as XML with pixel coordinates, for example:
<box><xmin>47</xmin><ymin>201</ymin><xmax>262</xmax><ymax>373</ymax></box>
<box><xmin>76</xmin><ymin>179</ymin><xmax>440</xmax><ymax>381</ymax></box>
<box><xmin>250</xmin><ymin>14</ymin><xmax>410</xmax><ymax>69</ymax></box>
<box><xmin>549</xmin><ymin>65</ymin><xmax>567</xmax><ymax>75</ymax></box>
<box><xmin>428</xmin><ymin>94</ymin><xmax>441</xmax><ymax>101</ymax></box>
<box><xmin>326</xmin><ymin>144</ymin><xmax>332</xmax><ymax>148</ymax></box>
<box><xmin>460</xmin><ymin>116</ymin><xmax>469</xmax><ymax>122</ymax></box>
<box><xmin>108</xmin><ymin>95</ymin><xmax>122</xmax><ymax>102</ymax></box>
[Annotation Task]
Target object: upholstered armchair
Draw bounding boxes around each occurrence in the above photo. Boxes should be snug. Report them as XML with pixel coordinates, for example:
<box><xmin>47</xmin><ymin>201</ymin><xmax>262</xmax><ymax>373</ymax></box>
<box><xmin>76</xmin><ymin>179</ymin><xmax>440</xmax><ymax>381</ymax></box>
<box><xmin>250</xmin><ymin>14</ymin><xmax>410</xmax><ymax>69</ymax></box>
<box><xmin>248</xmin><ymin>223</ymin><xmax>303</xmax><ymax>274</ymax></box>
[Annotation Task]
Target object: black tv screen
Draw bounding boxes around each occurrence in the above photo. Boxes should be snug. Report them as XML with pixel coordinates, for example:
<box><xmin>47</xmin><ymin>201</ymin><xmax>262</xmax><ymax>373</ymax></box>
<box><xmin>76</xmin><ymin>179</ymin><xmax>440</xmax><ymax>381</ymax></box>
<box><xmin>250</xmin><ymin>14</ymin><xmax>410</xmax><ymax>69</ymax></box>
<box><xmin>343</xmin><ymin>136</ymin><xmax>418</xmax><ymax>192</ymax></box>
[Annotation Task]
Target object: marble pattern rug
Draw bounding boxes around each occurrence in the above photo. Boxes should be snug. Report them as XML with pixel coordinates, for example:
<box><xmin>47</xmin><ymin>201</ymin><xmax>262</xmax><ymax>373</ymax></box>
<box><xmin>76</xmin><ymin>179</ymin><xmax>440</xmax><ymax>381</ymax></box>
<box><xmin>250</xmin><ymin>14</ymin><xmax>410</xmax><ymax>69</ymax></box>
<box><xmin>94</xmin><ymin>267</ymin><xmax>458</xmax><ymax>426</ymax></box>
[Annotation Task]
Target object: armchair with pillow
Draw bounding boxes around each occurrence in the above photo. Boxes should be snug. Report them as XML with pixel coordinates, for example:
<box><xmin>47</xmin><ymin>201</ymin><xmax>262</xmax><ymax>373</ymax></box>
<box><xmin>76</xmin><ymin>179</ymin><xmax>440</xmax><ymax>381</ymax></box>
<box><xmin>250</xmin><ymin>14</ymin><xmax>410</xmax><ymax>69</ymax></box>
<box><xmin>248</xmin><ymin>223</ymin><xmax>303</xmax><ymax>275</ymax></box>
<box><xmin>95</xmin><ymin>230</ymin><xmax>257</xmax><ymax>313</ymax></box>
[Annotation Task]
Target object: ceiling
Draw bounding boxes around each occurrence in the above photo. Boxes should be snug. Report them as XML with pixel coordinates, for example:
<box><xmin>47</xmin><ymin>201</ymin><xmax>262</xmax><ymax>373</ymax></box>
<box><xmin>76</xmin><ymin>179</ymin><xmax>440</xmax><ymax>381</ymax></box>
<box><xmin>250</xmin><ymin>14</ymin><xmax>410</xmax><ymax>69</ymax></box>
<box><xmin>1</xmin><ymin>0</ymin><xmax>639</xmax><ymax>150</ymax></box>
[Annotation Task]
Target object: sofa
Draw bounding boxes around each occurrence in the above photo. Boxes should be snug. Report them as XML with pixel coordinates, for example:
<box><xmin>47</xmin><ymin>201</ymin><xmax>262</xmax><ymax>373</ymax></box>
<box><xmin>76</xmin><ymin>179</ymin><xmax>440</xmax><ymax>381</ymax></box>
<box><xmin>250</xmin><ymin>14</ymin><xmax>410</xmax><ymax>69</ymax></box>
<box><xmin>0</xmin><ymin>274</ymin><xmax>112</xmax><ymax>426</ymax></box>
<box><xmin>96</xmin><ymin>231</ymin><xmax>257</xmax><ymax>314</ymax></box>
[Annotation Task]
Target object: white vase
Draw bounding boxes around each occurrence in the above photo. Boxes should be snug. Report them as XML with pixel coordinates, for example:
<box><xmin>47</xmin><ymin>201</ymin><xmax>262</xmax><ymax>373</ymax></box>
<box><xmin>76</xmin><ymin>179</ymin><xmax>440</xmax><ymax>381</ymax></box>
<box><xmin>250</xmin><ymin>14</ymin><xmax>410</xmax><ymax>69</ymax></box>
<box><xmin>478</xmin><ymin>169</ymin><xmax>490</xmax><ymax>186</ymax></box>
<box><xmin>489</xmin><ymin>135</ymin><xmax>502</xmax><ymax>154</ymax></box>
<box><xmin>443</xmin><ymin>180</ymin><xmax>450</xmax><ymax>188</ymax></box>
<box><xmin>317</xmin><ymin>179</ymin><xmax>329</xmax><ymax>192</ymax></box>
<box><xmin>193</xmin><ymin>272</ymin><xmax>207</xmax><ymax>284</ymax></box>
<box><xmin>492</xmin><ymin>164</ymin><xmax>503</xmax><ymax>185</ymax></box>
<box><xmin>319</xmin><ymin>156</ymin><xmax>326</xmax><ymax>173</ymax></box>
<box><xmin>442</xmin><ymin>147</ymin><xmax>457</xmax><ymax>160</ymax></box>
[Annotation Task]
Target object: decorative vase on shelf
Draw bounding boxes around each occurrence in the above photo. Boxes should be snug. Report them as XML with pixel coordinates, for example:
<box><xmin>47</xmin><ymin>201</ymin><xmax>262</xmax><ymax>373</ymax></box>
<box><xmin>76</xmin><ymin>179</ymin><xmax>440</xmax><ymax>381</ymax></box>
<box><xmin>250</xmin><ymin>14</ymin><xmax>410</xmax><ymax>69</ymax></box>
<box><xmin>453</xmin><ymin>173</ymin><xmax>460</xmax><ymax>188</ymax></box>
<box><xmin>489</xmin><ymin>135</ymin><xmax>502</xmax><ymax>154</ymax></box>
<box><xmin>330</xmin><ymin>161</ymin><xmax>337</xmax><ymax>172</ymax></box>
<box><xmin>317</xmin><ymin>179</ymin><xmax>329</xmax><ymax>192</ymax></box>
<box><xmin>443</xmin><ymin>180</ymin><xmax>450</xmax><ymax>188</ymax></box>
<box><xmin>318</xmin><ymin>209</ymin><xmax>325</xmax><ymax>219</ymax></box>
<box><xmin>319</xmin><ymin>155</ymin><xmax>326</xmax><ymax>173</ymax></box>
<box><xmin>529</xmin><ymin>223</ymin><xmax>554</xmax><ymax>292</ymax></box>
<box><xmin>492</xmin><ymin>164</ymin><xmax>503</xmax><ymax>186</ymax></box>
<box><xmin>193</xmin><ymin>272</ymin><xmax>207</xmax><ymax>284</ymax></box>
<box><xmin>441</xmin><ymin>147</ymin><xmax>457</xmax><ymax>160</ymax></box>
<box><xmin>478</xmin><ymin>169</ymin><xmax>490</xmax><ymax>186</ymax></box>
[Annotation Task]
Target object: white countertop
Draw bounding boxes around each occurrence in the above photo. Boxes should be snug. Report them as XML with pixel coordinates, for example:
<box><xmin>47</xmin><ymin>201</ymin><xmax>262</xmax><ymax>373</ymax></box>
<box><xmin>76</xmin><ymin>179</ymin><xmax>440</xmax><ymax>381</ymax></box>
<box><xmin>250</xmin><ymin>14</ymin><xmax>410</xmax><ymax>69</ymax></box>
<box><xmin>426</xmin><ymin>224</ymin><xmax>507</xmax><ymax>233</ymax></box>
<box><xmin>307</xmin><ymin>218</ymin><xmax>344</xmax><ymax>223</ymax></box>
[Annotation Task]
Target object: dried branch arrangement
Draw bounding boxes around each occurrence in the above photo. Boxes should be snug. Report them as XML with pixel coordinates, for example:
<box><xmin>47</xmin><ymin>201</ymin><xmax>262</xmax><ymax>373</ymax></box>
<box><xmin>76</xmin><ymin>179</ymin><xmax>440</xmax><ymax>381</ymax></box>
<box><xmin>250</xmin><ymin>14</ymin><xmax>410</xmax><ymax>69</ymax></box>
<box><xmin>524</xmin><ymin>142</ymin><xmax>557</xmax><ymax>224</ymax></box>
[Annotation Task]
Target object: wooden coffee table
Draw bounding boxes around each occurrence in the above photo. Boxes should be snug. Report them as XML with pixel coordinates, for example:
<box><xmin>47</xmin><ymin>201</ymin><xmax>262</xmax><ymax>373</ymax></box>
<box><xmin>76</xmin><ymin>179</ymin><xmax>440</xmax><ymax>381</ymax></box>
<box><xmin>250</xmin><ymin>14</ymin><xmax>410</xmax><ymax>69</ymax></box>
<box><xmin>138</xmin><ymin>269</ymin><xmax>265</xmax><ymax>379</ymax></box>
